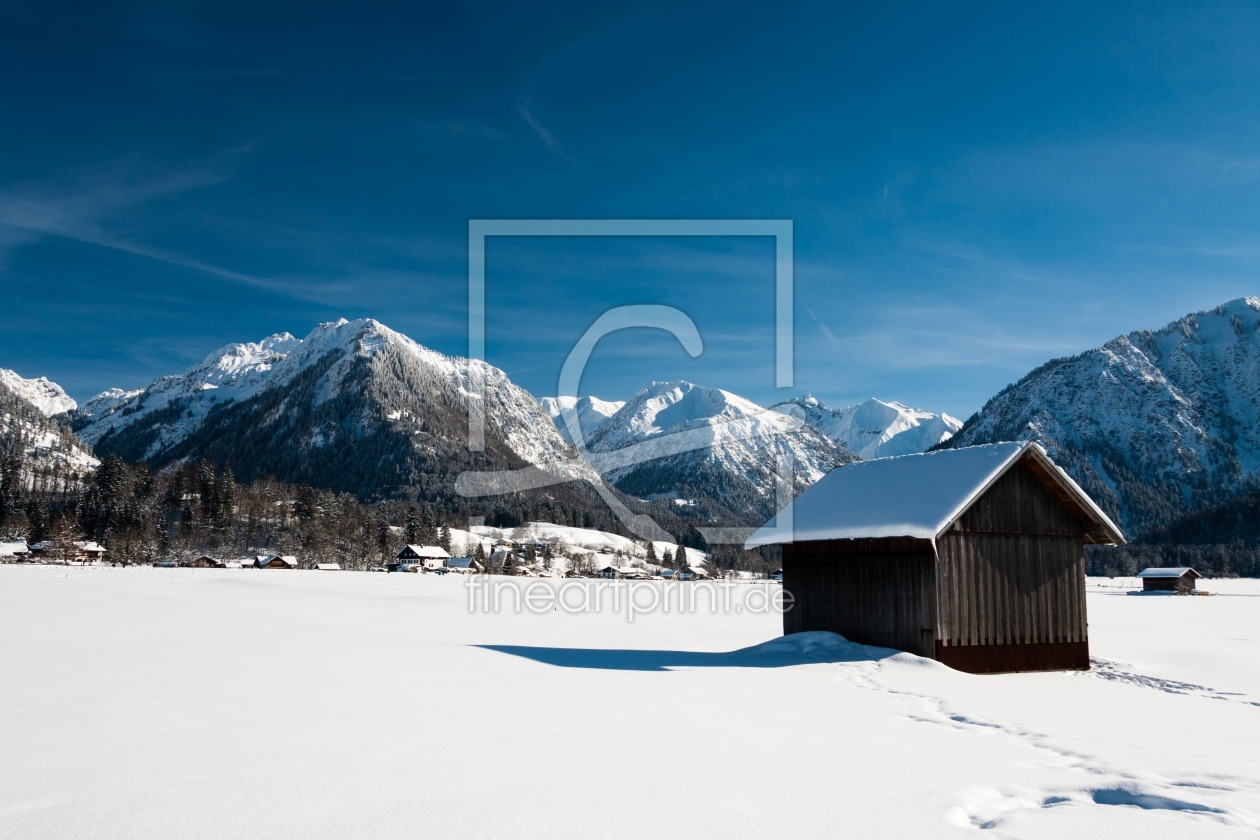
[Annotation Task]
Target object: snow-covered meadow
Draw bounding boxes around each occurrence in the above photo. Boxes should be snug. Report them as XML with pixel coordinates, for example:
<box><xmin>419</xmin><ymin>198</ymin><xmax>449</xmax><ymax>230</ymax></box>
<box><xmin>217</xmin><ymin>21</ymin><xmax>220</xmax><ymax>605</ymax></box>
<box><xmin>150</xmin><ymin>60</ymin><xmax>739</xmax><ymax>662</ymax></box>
<box><xmin>2</xmin><ymin>567</ymin><xmax>1258</xmax><ymax>839</ymax></box>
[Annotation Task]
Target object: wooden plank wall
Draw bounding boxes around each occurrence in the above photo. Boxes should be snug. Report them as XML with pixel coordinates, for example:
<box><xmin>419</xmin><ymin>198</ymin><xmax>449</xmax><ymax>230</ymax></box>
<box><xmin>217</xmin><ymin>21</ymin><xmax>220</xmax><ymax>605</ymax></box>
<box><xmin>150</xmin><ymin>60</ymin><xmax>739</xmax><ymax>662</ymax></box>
<box><xmin>936</xmin><ymin>460</ymin><xmax>1088</xmax><ymax>648</ymax></box>
<box><xmin>783</xmin><ymin>538</ymin><xmax>936</xmax><ymax>656</ymax></box>
<box><xmin>936</xmin><ymin>534</ymin><xmax>1086</xmax><ymax>646</ymax></box>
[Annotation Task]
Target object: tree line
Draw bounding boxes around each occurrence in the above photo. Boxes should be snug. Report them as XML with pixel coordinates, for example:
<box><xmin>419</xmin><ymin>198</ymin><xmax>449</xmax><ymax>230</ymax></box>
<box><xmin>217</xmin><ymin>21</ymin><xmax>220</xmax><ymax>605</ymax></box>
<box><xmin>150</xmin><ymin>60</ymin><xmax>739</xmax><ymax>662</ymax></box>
<box><xmin>0</xmin><ymin>453</ymin><xmax>779</xmax><ymax>574</ymax></box>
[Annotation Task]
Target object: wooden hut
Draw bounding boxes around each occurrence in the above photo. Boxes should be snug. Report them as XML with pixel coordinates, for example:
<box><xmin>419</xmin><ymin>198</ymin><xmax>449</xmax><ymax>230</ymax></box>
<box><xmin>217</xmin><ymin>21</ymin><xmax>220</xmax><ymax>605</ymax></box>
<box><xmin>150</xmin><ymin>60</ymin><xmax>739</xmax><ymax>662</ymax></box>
<box><xmin>256</xmin><ymin>554</ymin><xmax>298</xmax><ymax>569</ymax></box>
<box><xmin>188</xmin><ymin>555</ymin><xmax>225</xmax><ymax>568</ymax></box>
<box><xmin>1137</xmin><ymin>567</ymin><xmax>1201</xmax><ymax>594</ymax></box>
<box><xmin>746</xmin><ymin>441</ymin><xmax>1124</xmax><ymax>674</ymax></box>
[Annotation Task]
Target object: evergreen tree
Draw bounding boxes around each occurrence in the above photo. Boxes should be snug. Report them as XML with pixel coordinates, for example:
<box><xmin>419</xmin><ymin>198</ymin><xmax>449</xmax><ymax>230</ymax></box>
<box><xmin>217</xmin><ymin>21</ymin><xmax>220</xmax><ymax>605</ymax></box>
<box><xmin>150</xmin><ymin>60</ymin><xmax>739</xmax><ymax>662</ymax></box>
<box><xmin>438</xmin><ymin>525</ymin><xmax>452</xmax><ymax>553</ymax></box>
<box><xmin>676</xmin><ymin>545</ymin><xmax>688</xmax><ymax>569</ymax></box>
<box><xmin>196</xmin><ymin>460</ymin><xmax>216</xmax><ymax>520</ymax></box>
<box><xmin>404</xmin><ymin>506</ymin><xmax>421</xmax><ymax>544</ymax></box>
<box><xmin>501</xmin><ymin>550</ymin><xmax>519</xmax><ymax>576</ymax></box>
<box><xmin>215</xmin><ymin>464</ymin><xmax>236</xmax><ymax>530</ymax></box>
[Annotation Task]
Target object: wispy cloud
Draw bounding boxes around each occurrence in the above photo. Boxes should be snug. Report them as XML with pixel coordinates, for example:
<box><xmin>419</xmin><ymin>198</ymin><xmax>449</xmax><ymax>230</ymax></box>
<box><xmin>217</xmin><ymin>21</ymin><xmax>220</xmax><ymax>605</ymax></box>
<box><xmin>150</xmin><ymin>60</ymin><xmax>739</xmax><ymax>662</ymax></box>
<box><xmin>803</xmin><ymin>303</ymin><xmax>1099</xmax><ymax>373</ymax></box>
<box><xmin>516</xmin><ymin>97</ymin><xmax>577</xmax><ymax>165</ymax></box>
<box><xmin>0</xmin><ymin>152</ymin><xmax>340</xmax><ymax>297</ymax></box>
<box><xmin>805</xmin><ymin>307</ymin><xmax>844</xmax><ymax>355</ymax></box>
<box><xmin>195</xmin><ymin>67</ymin><xmax>454</xmax><ymax>82</ymax></box>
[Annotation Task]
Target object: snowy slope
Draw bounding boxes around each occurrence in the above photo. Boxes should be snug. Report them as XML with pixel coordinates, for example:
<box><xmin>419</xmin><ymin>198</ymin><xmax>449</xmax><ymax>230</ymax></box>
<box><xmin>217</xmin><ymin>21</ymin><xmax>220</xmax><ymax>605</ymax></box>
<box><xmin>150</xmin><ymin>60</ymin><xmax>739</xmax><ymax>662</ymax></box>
<box><xmin>74</xmin><ymin>319</ymin><xmax>601</xmax><ymax>497</ymax></box>
<box><xmin>0</xmin><ymin>375</ymin><xmax>97</xmax><ymax>478</ymax></box>
<box><xmin>584</xmin><ymin>381</ymin><xmax>855</xmax><ymax>520</ymax></box>
<box><xmin>471</xmin><ymin>520</ymin><xmax>706</xmax><ymax>567</ymax></box>
<box><xmin>946</xmin><ymin>297</ymin><xmax>1260</xmax><ymax>535</ymax></box>
<box><xmin>539</xmin><ymin>395</ymin><xmax>625</xmax><ymax>444</ymax></box>
<box><xmin>0</xmin><ymin>369</ymin><xmax>77</xmax><ymax>417</ymax></box>
<box><xmin>2</xmin><ymin>565</ymin><xmax>1258</xmax><ymax>840</ymax></box>
<box><xmin>775</xmin><ymin>394</ymin><xmax>962</xmax><ymax>459</ymax></box>
<box><xmin>76</xmin><ymin>332</ymin><xmax>299</xmax><ymax>452</ymax></box>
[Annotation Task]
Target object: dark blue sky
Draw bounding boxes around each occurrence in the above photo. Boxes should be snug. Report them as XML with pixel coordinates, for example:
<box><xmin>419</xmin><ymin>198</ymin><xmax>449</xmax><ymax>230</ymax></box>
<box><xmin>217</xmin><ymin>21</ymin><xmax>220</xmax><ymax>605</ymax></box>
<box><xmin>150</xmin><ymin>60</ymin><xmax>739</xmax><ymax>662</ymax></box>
<box><xmin>2</xmin><ymin>1</ymin><xmax>1259</xmax><ymax>418</ymax></box>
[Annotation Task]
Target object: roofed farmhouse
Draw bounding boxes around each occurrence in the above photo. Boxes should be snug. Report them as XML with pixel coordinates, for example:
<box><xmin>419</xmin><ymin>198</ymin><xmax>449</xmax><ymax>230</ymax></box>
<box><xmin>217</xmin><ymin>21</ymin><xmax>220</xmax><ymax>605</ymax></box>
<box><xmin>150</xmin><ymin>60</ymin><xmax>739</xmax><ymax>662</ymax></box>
<box><xmin>395</xmin><ymin>545</ymin><xmax>450</xmax><ymax>570</ymax></box>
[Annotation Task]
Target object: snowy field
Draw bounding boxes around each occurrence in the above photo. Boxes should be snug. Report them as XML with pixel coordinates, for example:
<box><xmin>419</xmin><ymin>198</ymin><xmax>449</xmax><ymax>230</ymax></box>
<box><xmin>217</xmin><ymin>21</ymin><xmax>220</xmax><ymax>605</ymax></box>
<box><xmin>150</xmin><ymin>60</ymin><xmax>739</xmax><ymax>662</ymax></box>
<box><xmin>2</xmin><ymin>568</ymin><xmax>1258</xmax><ymax>839</ymax></box>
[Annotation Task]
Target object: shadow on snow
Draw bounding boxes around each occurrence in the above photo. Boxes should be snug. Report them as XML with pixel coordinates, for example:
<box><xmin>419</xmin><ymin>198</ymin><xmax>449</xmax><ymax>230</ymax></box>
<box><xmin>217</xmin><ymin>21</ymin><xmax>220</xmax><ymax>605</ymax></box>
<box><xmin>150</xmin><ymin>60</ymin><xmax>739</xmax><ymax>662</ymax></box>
<box><xmin>475</xmin><ymin>631</ymin><xmax>899</xmax><ymax>672</ymax></box>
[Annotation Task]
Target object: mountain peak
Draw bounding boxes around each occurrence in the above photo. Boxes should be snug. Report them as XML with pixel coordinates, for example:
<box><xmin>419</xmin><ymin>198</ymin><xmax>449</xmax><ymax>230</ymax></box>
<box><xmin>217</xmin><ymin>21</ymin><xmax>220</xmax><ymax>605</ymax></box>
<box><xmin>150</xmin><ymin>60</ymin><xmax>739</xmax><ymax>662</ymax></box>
<box><xmin>540</xmin><ymin>394</ymin><xmax>627</xmax><ymax>444</ymax></box>
<box><xmin>0</xmin><ymin>369</ymin><xmax>77</xmax><ymax>416</ymax></box>
<box><xmin>775</xmin><ymin>394</ymin><xmax>962</xmax><ymax>460</ymax></box>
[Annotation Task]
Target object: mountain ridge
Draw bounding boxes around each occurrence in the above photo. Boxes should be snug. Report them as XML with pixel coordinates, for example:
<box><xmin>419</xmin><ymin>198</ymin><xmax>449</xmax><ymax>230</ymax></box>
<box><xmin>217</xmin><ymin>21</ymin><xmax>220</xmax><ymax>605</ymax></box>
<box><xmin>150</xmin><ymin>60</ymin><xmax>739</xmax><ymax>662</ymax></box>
<box><xmin>944</xmin><ymin>296</ymin><xmax>1260</xmax><ymax>537</ymax></box>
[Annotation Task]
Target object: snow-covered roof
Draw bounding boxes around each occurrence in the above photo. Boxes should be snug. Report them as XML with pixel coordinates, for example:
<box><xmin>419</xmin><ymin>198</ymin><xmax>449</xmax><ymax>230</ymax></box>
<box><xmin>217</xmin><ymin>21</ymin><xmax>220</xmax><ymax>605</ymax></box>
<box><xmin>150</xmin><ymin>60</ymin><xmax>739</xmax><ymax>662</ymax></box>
<box><xmin>1137</xmin><ymin>567</ymin><xmax>1200</xmax><ymax>578</ymax></box>
<box><xmin>396</xmin><ymin>544</ymin><xmax>450</xmax><ymax>559</ymax></box>
<box><xmin>746</xmin><ymin>441</ymin><xmax>1124</xmax><ymax>548</ymax></box>
<box><xmin>258</xmin><ymin>555</ymin><xmax>297</xmax><ymax>566</ymax></box>
<box><xmin>445</xmin><ymin>557</ymin><xmax>480</xmax><ymax>569</ymax></box>
<box><xmin>314</xmin><ymin>563</ymin><xmax>341</xmax><ymax>571</ymax></box>
<box><xmin>0</xmin><ymin>541</ymin><xmax>29</xmax><ymax>556</ymax></box>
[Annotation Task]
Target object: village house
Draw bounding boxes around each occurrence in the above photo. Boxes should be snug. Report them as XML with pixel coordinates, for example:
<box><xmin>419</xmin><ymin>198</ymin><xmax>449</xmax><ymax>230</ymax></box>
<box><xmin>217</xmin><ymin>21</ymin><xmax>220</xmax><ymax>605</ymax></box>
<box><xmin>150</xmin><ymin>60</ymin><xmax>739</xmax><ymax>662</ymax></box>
<box><xmin>489</xmin><ymin>549</ymin><xmax>520</xmax><ymax>574</ymax></box>
<box><xmin>444</xmin><ymin>557</ymin><xmax>484</xmax><ymax>574</ymax></box>
<box><xmin>747</xmin><ymin>441</ymin><xmax>1124</xmax><ymax>674</ymax></box>
<box><xmin>187</xmin><ymin>555</ymin><xmax>225</xmax><ymax>568</ymax></box>
<box><xmin>0</xmin><ymin>541</ymin><xmax>30</xmax><ymax>563</ymax></box>
<box><xmin>394</xmin><ymin>544</ymin><xmax>450</xmax><ymax>570</ymax></box>
<box><xmin>1137</xmin><ymin>567</ymin><xmax>1202</xmax><ymax>594</ymax></box>
<box><xmin>28</xmin><ymin>540</ymin><xmax>108</xmax><ymax>564</ymax></box>
<box><xmin>256</xmin><ymin>555</ymin><xmax>298</xmax><ymax>569</ymax></box>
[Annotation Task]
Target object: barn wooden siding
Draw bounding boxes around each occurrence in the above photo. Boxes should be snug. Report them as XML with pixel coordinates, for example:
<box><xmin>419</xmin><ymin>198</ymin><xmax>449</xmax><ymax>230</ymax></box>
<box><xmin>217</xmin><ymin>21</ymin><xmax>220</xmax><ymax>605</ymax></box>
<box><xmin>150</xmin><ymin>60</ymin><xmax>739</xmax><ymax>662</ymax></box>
<box><xmin>1142</xmin><ymin>576</ymin><xmax>1196</xmax><ymax>594</ymax></box>
<box><xmin>935</xmin><ymin>460</ymin><xmax>1090</xmax><ymax>671</ymax></box>
<box><xmin>782</xmin><ymin>538</ymin><xmax>935</xmax><ymax>657</ymax></box>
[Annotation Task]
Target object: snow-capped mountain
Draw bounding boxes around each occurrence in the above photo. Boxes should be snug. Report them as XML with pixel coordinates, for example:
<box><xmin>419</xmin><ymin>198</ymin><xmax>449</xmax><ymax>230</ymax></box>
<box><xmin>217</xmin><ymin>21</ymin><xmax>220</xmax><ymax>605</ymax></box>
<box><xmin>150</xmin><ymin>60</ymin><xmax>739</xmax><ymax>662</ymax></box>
<box><xmin>773</xmin><ymin>395</ymin><xmax>961</xmax><ymax>459</ymax></box>
<box><xmin>74</xmin><ymin>319</ymin><xmax>602</xmax><ymax>501</ymax></box>
<box><xmin>76</xmin><ymin>332</ymin><xmax>300</xmax><ymax>453</ymax></box>
<box><xmin>0</xmin><ymin>374</ymin><xmax>98</xmax><ymax>485</ymax></box>
<box><xmin>0</xmin><ymin>369</ymin><xmax>77</xmax><ymax>417</ymax></box>
<box><xmin>540</xmin><ymin>395</ymin><xmax>626</xmax><ymax>444</ymax></box>
<box><xmin>583</xmin><ymin>381</ymin><xmax>855</xmax><ymax>521</ymax></box>
<box><xmin>945</xmin><ymin>297</ymin><xmax>1260</xmax><ymax>537</ymax></box>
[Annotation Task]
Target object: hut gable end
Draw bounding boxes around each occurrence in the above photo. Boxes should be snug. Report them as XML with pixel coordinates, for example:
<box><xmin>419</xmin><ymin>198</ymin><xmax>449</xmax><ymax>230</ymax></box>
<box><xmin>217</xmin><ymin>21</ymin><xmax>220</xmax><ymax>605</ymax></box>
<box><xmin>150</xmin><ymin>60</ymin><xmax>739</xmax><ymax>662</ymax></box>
<box><xmin>949</xmin><ymin>459</ymin><xmax>1088</xmax><ymax>538</ymax></box>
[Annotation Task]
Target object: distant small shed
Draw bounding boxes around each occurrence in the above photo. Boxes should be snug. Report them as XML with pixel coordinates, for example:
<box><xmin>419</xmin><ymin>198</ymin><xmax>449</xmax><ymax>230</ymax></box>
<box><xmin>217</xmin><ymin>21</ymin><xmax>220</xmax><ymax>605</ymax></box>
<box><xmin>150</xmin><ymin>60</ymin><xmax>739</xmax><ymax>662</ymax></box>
<box><xmin>747</xmin><ymin>441</ymin><xmax>1125</xmax><ymax>674</ymax></box>
<box><xmin>313</xmin><ymin>563</ymin><xmax>341</xmax><ymax>571</ymax></box>
<box><xmin>1137</xmin><ymin>567</ymin><xmax>1201</xmax><ymax>594</ymax></box>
